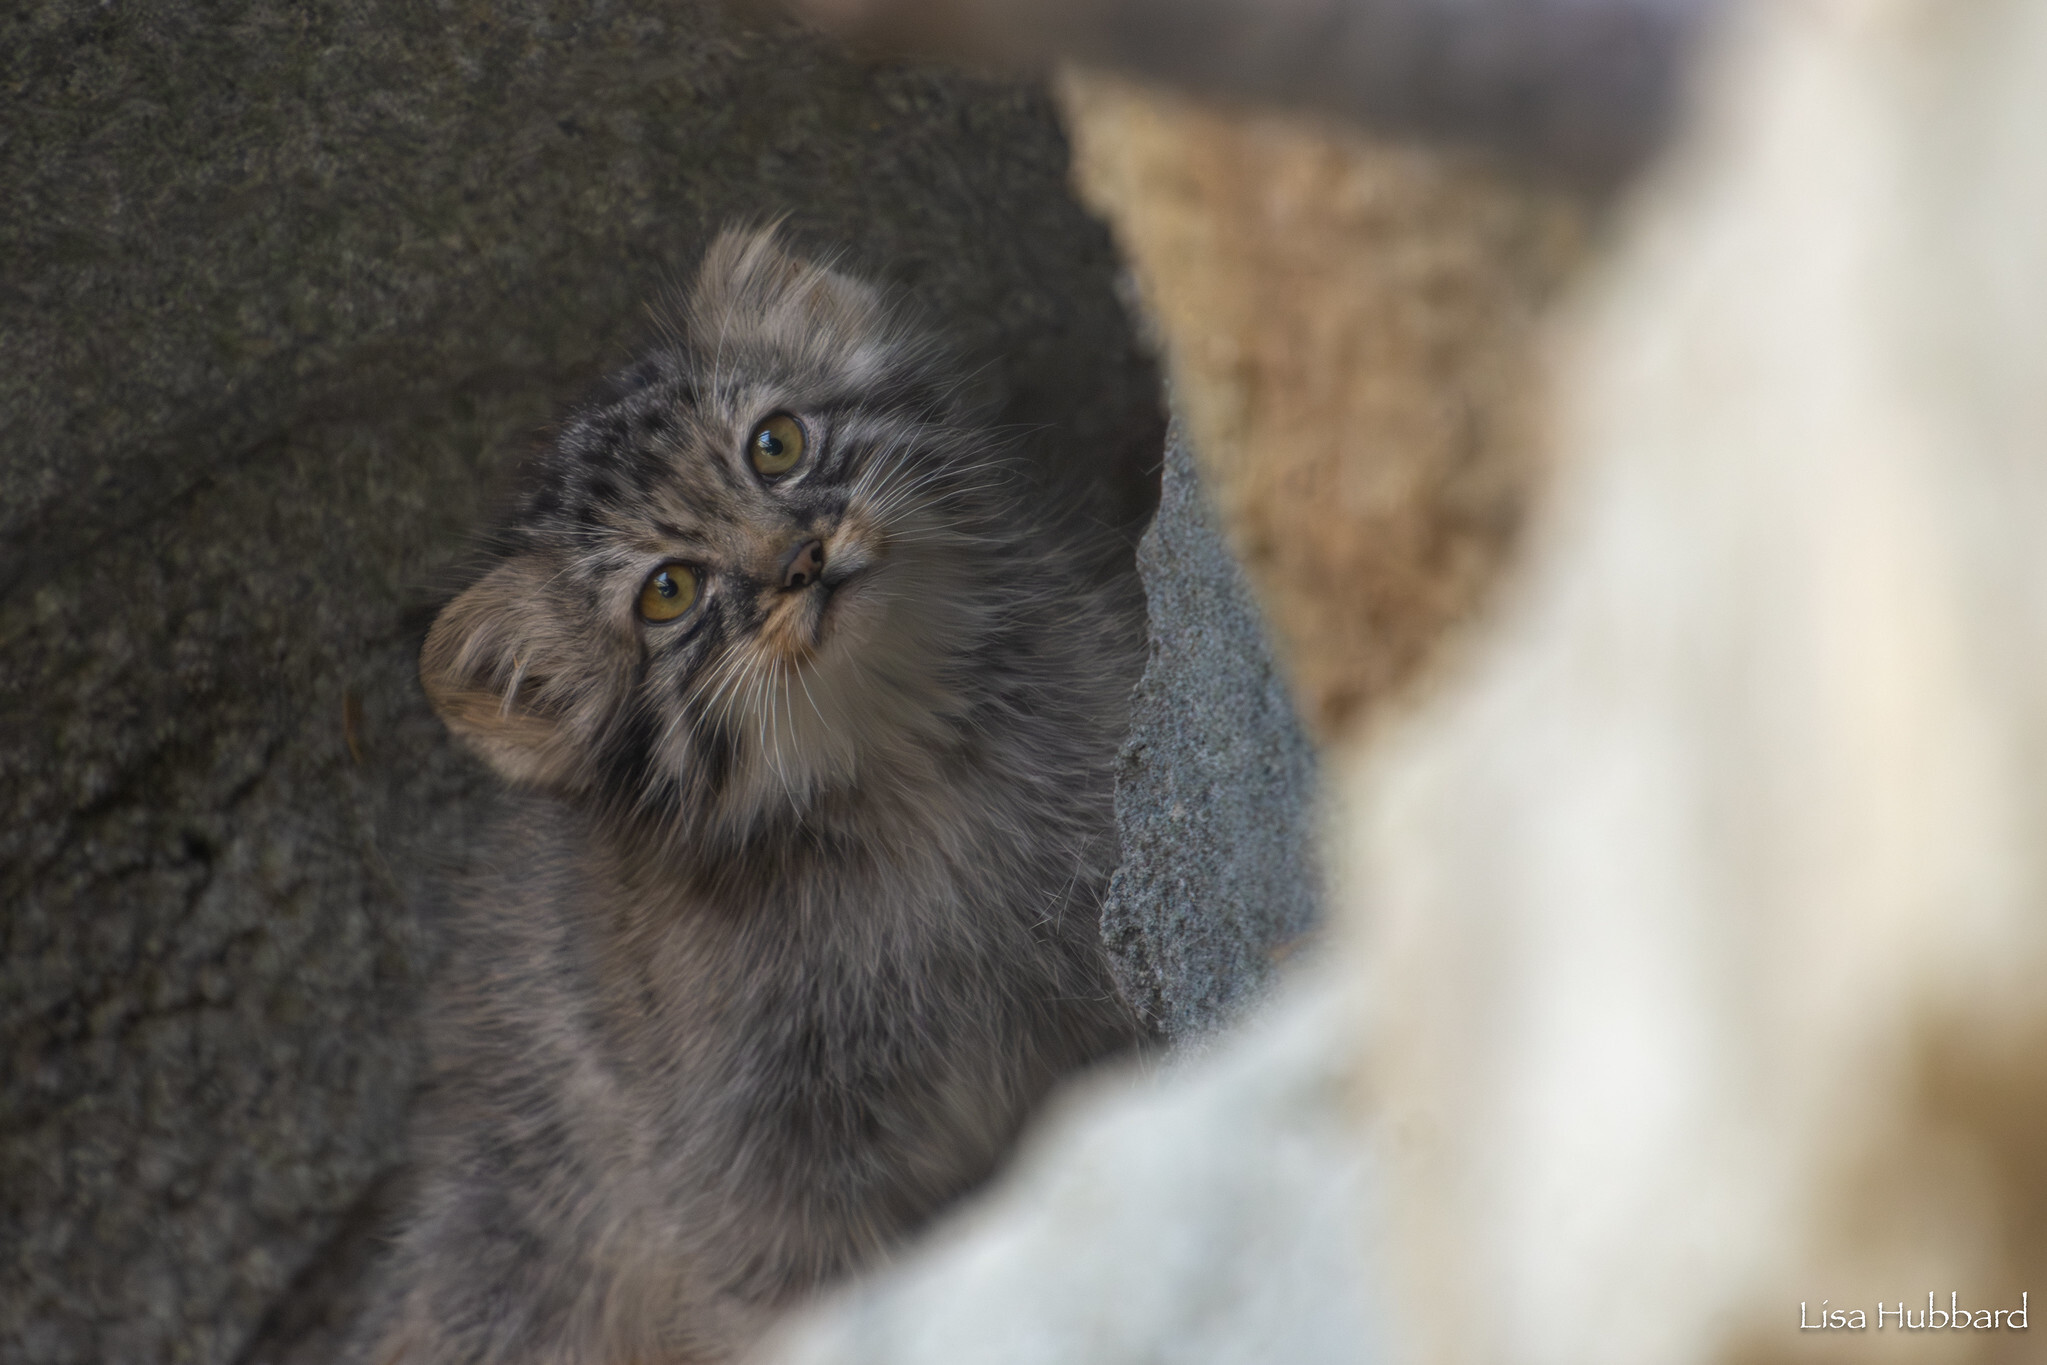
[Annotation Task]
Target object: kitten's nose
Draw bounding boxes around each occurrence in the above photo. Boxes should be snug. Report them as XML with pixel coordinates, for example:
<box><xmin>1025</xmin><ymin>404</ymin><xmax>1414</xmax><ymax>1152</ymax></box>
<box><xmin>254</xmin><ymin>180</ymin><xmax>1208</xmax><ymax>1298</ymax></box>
<box><xmin>778</xmin><ymin>537</ymin><xmax>826</xmax><ymax>591</ymax></box>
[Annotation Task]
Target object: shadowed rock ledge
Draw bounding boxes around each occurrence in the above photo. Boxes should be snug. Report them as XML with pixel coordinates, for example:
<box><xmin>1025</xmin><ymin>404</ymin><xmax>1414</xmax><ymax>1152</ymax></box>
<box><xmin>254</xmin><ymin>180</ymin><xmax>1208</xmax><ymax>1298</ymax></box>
<box><xmin>0</xmin><ymin>5</ymin><xmax>1168</xmax><ymax>1360</ymax></box>
<box><xmin>1100</xmin><ymin>425</ymin><xmax>1320</xmax><ymax>1039</ymax></box>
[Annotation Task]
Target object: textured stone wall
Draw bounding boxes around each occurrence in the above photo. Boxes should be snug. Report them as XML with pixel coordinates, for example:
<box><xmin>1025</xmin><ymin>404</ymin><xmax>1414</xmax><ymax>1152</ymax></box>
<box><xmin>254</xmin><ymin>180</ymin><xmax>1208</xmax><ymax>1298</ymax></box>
<box><xmin>1099</xmin><ymin>426</ymin><xmax>1319</xmax><ymax>1039</ymax></box>
<box><xmin>0</xmin><ymin>5</ymin><xmax>1163</xmax><ymax>1362</ymax></box>
<box><xmin>1076</xmin><ymin>66</ymin><xmax>1588</xmax><ymax>1040</ymax></box>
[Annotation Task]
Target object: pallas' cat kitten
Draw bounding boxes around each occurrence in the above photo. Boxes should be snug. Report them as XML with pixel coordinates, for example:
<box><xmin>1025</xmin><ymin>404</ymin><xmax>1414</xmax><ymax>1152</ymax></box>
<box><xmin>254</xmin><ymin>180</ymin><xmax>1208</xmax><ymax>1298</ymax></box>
<box><xmin>356</xmin><ymin>228</ymin><xmax>1146</xmax><ymax>1364</ymax></box>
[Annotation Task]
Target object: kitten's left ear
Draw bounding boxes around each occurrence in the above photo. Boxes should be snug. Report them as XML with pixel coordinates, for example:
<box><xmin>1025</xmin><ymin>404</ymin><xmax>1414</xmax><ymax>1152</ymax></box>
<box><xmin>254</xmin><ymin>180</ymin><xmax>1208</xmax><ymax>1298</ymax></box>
<box><xmin>420</xmin><ymin>556</ymin><xmax>621</xmax><ymax>791</ymax></box>
<box><xmin>691</xmin><ymin>225</ymin><xmax>910</xmax><ymax>387</ymax></box>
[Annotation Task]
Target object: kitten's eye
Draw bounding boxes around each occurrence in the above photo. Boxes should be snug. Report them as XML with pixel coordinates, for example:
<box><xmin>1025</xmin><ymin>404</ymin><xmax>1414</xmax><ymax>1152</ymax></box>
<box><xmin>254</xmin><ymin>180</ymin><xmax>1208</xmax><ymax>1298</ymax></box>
<box><xmin>638</xmin><ymin>564</ymin><xmax>700</xmax><ymax>623</ymax></box>
<box><xmin>748</xmin><ymin>414</ymin><xmax>806</xmax><ymax>478</ymax></box>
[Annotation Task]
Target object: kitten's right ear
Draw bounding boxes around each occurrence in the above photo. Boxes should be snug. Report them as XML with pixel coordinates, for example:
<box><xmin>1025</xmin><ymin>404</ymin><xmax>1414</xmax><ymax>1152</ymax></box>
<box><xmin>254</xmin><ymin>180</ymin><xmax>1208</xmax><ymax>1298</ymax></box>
<box><xmin>420</xmin><ymin>557</ymin><xmax>610</xmax><ymax>791</ymax></box>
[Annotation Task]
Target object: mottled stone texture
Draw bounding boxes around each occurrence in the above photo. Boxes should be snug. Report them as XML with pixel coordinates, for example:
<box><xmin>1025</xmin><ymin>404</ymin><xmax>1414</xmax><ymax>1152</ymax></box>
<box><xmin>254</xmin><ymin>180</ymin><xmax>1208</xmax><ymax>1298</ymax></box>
<box><xmin>0</xmin><ymin>5</ymin><xmax>1161</xmax><ymax>1362</ymax></box>
<box><xmin>1101</xmin><ymin>426</ymin><xmax>1320</xmax><ymax>1039</ymax></box>
<box><xmin>1</xmin><ymin>413</ymin><xmax>503</xmax><ymax>1365</ymax></box>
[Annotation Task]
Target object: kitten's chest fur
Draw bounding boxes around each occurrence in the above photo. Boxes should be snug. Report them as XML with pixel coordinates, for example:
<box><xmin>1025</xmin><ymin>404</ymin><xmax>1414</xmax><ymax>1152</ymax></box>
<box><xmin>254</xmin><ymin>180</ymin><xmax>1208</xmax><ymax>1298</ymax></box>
<box><xmin>367</xmin><ymin>226</ymin><xmax>1149</xmax><ymax>1365</ymax></box>
<box><xmin>432</xmin><ymin>759</ymin><xmax>1135</xmax><ymax>1326</ymax></box>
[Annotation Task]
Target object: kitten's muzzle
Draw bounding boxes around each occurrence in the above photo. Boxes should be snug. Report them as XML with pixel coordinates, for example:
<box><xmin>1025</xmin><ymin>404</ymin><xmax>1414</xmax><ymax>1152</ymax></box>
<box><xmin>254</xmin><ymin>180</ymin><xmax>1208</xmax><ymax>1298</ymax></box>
<box><xmin>779</xmin><ymin>537</ymin><xmax>826</xmax><ymax>591</ymax></box>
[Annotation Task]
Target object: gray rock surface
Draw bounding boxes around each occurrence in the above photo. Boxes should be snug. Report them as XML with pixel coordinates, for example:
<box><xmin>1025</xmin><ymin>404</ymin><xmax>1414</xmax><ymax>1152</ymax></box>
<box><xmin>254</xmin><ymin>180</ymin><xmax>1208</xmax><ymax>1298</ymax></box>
<box><xmin>0</xmin><ymin>6</ymin><xmax>1161</xmax><ymax>1363</ymax></box>
<box><xmin>1101</xmin><ymin>425</ymin><xmax>1321</xmax><ymax>1038</ymax></box>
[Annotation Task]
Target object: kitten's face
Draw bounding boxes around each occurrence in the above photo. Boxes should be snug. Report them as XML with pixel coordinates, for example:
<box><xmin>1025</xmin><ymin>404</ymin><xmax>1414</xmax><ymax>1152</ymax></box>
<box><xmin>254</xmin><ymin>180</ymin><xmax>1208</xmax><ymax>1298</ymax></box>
<box><xmin>422</xmin><ymin>229</ymin><xmax>1007</xmax><ymax>841</ymax></box>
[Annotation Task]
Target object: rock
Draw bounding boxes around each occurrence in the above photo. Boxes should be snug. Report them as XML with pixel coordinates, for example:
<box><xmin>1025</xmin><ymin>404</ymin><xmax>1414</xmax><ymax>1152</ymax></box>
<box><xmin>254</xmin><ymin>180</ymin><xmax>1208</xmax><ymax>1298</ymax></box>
<box><xmin>0</xmin><ymin>5</ymin><xmax>1161</xmax><ymax>1362</ymax></box>
<box><xmin>1354</xmin><ymin>0</ymin><xmax>2047</xmax><ymax>1354</ymax></box>
<box><xmin>1100</xmin><ymin>425</ymin><xmax>1320</xmax><ymax>1038</ymax></box>
<box><xmin>1058</xmin><ymin>69</ymin><xmax>1587</xmax><ymax>741</ymax></box>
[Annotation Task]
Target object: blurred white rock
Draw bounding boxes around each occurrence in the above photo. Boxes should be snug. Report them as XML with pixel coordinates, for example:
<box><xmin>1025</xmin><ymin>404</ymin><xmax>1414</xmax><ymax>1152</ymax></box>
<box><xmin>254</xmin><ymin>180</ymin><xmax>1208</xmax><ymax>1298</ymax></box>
<box><xmin>757</xmin><ymin>971</ymin><xmax>1389</xmax><ymax>1365</ymax></box>
<box><xmin>753</xmin><ymin>0</ymin><xmax>2047</xmax><ymax>1361</ymax></box>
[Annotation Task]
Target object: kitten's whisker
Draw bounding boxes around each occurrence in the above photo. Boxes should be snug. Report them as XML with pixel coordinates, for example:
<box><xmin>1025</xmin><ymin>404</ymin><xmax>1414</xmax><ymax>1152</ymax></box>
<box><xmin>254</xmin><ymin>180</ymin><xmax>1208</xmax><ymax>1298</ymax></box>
<box><xmin>759</xmin><ymin>656</ymin><xmax>800</xmax><ymax>808</ymax></box>
<box><xmin>876</xmin><ymin>496</ymin><xmax>1014</xmax><ymax>541</ymax></box>
<box><xmin>928</xmin><ymin>357</ymin><xmax>997</xmax><ymax>414</ymax></box>
<box><xmin>860</xmin><ymin>475</ymin><xmax>948</xmax><ymax>523</ymax></box>
<box><xmin>757</xmin><ymin>658</ymin><xmax>780</xmax><ymax>786</ymax></box>
<box><xmin>680</xmin><ymin>643</ymin><xmax>746</xmax><ymax>717</ymax></box>
<box><xmin>1037</xmin><ymin>843</ymin><xmax>1092</xmax><ymax>935</ymax></box>
<box><xmin>875</xmin><ymin>503</ymin><xmax>1007</xmax><ymax>537</ymax></box>
<box><xmin>844</xmin><ymin>433</ymin><xmax>912</xmax><ymax>496</ymax></box>
<box><xmin>857</xmin><ymin>442</ymin><xmax>999</xmax><ymax>506</ymax></box>
<box><xmin>676</xmin><ymin>650</ymin><xmax>752</xmax><ymax>757</ymax></box>
<box><xmin>793</xmin><ymin>661</ymin><xmax>832</xmax><ymax>741</ymax></box>
<box><xmin>723</xmin><ymin>655</ymin><xmax>764</xmax><ymax>749</ymax></box>
<box><xmin>844</xmin><ymin>438</ymin><xmax>922</xmax><ymax>512</ymax></box>
<box><xmin>685</xmin><ymin>649</ymin><xmax>760</xmax><ymax>776</ymax></box>
<box><xmin>776</xmin><ymin>664</ymin><xmax>803</xmax><ymax>804</ymax></box>
<box><xmin>740</xmin><ymin>648</ymin><xmax>780</xmax><ymax>797</ymax></box>
<box><xmin>858</xmin><ymin>462</ymin><xmax>993</xmax><ymax>525</ymax></box>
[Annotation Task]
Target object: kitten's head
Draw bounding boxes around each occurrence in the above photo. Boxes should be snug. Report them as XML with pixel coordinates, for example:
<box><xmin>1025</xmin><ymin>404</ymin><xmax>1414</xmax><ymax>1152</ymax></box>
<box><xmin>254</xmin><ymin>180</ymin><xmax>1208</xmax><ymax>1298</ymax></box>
<box><xmin>422</xmin><ymin>227</ymin><xmax>1031</xmax><ymax>845</ymax></box>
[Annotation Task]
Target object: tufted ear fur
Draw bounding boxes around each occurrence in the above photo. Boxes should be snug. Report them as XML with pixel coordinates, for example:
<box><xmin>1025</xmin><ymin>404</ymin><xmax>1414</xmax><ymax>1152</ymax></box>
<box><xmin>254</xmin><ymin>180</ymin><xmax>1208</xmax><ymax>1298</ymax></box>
<box><xmin>420</xmin><ymin>557</ymin><xmax>622</xmax><ymax>792</ymax></box>
<box><xmin>689</xmin><ymin>226</ymin><xmax>913</xmax><ymax>390</ymax></box>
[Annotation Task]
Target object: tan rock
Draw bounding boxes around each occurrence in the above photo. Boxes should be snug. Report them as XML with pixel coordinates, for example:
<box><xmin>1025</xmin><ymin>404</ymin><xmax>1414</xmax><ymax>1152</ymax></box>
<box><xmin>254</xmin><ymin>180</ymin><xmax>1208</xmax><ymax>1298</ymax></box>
<box><xmin>1057</xmin><ymin>70</ymin><xmax>1588</xmax><ymax>740</ymax></box>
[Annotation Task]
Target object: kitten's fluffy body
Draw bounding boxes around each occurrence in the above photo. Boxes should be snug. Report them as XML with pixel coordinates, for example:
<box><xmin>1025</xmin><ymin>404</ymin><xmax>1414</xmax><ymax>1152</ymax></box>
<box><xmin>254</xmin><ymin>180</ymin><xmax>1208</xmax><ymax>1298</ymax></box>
<box><xmin>357</xmin><ymin>230</ymin><xmax>1145</xmax><ymax>1364</ymax></box>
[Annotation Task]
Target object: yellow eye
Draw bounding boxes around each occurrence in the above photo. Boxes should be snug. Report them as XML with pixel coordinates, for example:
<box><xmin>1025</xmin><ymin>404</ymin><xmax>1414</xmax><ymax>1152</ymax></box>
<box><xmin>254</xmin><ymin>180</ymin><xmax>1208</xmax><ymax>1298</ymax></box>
<box><xmin>638</xmin><ymin>563</ymin><xmax>699</xmax><ymax>622</ymax></box>
<box><xmin>748</xmin><ymin>414</ymin><xmax>805</xmax><ymax>477</ymax></box>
